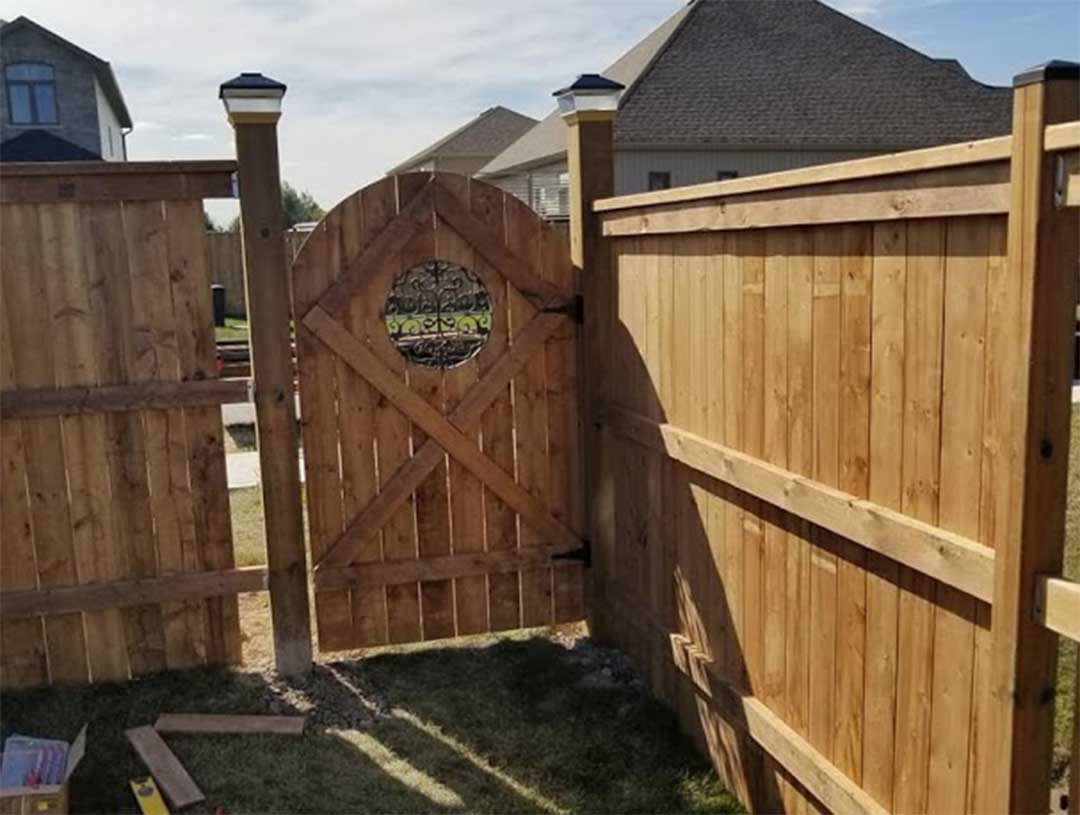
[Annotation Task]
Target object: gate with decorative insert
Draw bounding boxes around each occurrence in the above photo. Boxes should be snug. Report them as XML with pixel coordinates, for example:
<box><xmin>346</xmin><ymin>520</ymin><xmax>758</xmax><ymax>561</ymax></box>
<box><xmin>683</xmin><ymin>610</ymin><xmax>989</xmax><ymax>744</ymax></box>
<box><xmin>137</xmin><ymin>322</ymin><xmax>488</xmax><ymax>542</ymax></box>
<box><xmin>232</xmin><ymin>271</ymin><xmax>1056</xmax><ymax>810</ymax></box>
<box><xmin>291</xmin><ymin>172</ymin><xmax>586</xmax><ymax>650</ymax></box>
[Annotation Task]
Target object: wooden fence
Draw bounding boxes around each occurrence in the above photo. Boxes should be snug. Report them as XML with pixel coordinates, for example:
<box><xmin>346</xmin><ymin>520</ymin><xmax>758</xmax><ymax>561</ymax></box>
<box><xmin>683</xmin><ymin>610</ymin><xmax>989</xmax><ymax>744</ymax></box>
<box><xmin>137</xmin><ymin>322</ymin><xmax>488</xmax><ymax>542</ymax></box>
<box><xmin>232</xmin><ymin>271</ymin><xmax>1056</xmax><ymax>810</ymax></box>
<box><xmin>0</xmin><ymin>161</ymin><xmax>264</xmax><ymax>687</ymax></box>
<box><xmin>585</xmin><ymin>72</ymin><xmax>1080</xmax><ymax>813</ymax></box>
<box><xmin>207</xmin><ymin>229</ymin><xmax>307</xmax><ymax>317</ymax></box>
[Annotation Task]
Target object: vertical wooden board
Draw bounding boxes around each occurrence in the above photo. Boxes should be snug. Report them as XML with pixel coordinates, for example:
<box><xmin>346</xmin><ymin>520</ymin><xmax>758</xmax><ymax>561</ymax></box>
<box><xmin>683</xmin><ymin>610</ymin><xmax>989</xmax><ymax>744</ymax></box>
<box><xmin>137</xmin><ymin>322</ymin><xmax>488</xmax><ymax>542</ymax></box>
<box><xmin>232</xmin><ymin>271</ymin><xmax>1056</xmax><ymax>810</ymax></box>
<box><xmin>893</xmin><ymin>218</ymin><xmax>945</xmax><ymax>815</ymax></box>
<box><xmin>336</xmin><ymin>191</ymin><xmax>386</xmax><ymax>647</ymax></box>
<box><xmin>44</xmin><ymin>202</ymin><xmax>131</xmax><ymax>681</ymax></box>
<box><xmin>785</xmin><ymin>227</ymin><xmax>814</xmax><ymax>741</ymax></box>
<box><xmin>740</xmin><ymin>230</ymin><xmax>766</xmax><ymax>698</ymax></box>
<box><xmin>642</xmin><ymin>239</ymin><xmax>668</xmax><ymax>649</ymax></box>
<box><xmin>398</xmin><ymin>175</ymin><xmax>453</xmax><ymax>641</ymax></box>
<box><xmin>443</xmin><ymin>180</ymin><xmax>492</xmax><ymax>635</ymax></box>
<box><xmin>479</xmin><ymin>192</ymin><xmax>521</xmax><ymax>633</ymax></box>
<box><xmin>927</xmin><ymin>216</ymin><xmax>988</xmax><ymax>813</ymax></box>
<box><xmin>0</xmin><ymin>285</ymin><xmax>48</xmax><ymax>688</ymax></box>
<box><xmin>809</xmin><ymin>225</ymin><xmax>841</xmax><ymax>760</ymax></box>
<box><xmin>3</xmin><ymin>203</ymin><xmax>89</xmax><ymax>684</ymax></box>
<box><xmin>365</xmin><ymin>176</ymin><xmax>421</xmax><ymax>644</ymax></box>
<box><xmin>863</xmin><ymin>220</ymin><xmax>906</xmax><ymax>808</ymax></box>
<box><xmin>123</xmin><ymin>200</ymin><xmax>207</xmax><ymax>671</ymax></box>
<box><xmin>967</xmin><ymin>216</ymin><xmax>1006</xmax><ymax>815</ymax></box>
<box><xmin>85</xmin><ymin>201</ymin><xmax>164</xmax><ymax>675</ymax></box>
<box><xmin>762</xmin><ymin>229</ymin><xmax>789</xmax><ymax>711</ymax></box>
<box><xmin>166</xmin><ymin>200</ymin><xmax>239</xmax><ymax>665</ymax></box>
<box><xmin>833</xmin><ymin>223</ymin><xmax>871</xmax><ymax>783</ymax></box>
<box><xmin>293</xmin><ymin>207</ymin><xmax>352</xmax><ymax>650</ymax></box>
<box><xmin>703</xmin><ymin>233</ymin><xmax>727</xmax><ymax>672</ymax></box>
<box><xmin>505</xmin><ymin>190</ymin><xmax>553</xmax><ymax>629</ymax></box>
<box><xmin>721</xmin><ymin>237</ymin><xmax>746</xmax><ymax>689</ymax></box>
<box><xmin>541</xmin><ymin>218</ymin><xmax>584</xmax><ymax>624</ymax></box>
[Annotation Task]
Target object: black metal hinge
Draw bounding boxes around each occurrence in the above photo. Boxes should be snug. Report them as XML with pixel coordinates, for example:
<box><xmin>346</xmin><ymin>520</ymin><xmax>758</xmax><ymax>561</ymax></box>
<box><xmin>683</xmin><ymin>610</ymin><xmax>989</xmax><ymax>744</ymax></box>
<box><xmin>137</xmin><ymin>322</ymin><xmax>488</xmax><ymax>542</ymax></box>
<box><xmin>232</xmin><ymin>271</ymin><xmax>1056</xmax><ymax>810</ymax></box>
<box><xmin>543</xmin><ymin>294</ymin><xmax>584</xmax><ymax>324</ymax></box>
<box><xmin>552</xmin><ymin>539</ymin><xmax>591</xmax><ymax>567</ymax></box>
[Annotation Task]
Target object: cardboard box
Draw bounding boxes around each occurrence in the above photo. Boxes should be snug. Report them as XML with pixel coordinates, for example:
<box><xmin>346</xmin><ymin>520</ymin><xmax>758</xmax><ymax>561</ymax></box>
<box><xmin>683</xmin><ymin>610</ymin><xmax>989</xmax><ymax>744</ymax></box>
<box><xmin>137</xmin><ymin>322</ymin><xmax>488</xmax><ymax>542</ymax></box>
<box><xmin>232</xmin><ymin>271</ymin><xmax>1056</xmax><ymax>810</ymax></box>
<box><xmin>0</xmin><ymin>726</ymin><xmax>86</xmax><ymax>815</ymax></box>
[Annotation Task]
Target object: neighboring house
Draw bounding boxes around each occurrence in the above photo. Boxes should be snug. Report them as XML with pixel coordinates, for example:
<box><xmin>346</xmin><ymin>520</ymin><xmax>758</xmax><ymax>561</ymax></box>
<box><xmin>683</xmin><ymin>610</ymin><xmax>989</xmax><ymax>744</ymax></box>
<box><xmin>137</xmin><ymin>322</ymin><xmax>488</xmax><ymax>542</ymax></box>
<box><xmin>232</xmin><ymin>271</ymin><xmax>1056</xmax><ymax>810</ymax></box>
<box><xmin>477</xmin><ymin>0</ymin><xmax>1013</xmax><ymax>218</ymax></box>
<box><xmin>388</xmin><ymin>105</ymin><xmax>537</xmax><ymax>177</ymax></box>
<box><xmin>0</xmin><ymin>16</ymin><xmax>132</xmax><ymax>162</ymax></box>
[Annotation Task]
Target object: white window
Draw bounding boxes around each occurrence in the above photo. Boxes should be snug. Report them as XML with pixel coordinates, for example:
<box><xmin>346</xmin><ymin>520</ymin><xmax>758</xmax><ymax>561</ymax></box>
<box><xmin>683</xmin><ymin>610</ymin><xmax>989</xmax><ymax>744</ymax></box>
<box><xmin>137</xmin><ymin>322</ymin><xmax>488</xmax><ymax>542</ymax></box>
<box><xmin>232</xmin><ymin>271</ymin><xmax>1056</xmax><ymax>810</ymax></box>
<box><xmin>5</xmin><ymin>63</ymin><xmax>58</xmax><ymax>125</ymax></box>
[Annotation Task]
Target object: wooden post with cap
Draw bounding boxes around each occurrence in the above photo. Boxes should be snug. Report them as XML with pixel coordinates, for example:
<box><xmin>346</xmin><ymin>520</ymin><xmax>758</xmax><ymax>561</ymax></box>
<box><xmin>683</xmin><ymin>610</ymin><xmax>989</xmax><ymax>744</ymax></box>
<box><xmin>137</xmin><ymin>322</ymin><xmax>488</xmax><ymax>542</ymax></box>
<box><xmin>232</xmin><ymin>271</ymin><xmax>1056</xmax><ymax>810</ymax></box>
<box><xmin>558</xmin><ymin>73</ymin><xmax>623</xmax><ymax>640</ymax></box>
<box><xmin>985</xmin><ymin>59</ymin><xmax>1079</xmax><ymax>813</ymax></box>
<box><xmin>220</xmin><ymin>72</ymin><xmax>312</xmax><ymax>677</ymax></box>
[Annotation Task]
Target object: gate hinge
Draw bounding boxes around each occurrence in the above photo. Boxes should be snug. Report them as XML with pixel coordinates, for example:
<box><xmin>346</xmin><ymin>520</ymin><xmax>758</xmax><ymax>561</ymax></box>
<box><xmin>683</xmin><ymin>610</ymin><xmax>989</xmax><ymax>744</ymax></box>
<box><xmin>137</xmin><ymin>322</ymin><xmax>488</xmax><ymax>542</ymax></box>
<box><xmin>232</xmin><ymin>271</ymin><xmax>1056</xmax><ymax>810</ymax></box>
<box><xmin>1053</xmin><ymin>154</ymin><xmax>1067</xmax><ymax>209</ymax></box>
<box><xmin>552</xmin><ymin>539</ymin><xmax>591</xmax><ymax>567</ymax></box>
<box><xmin>543</xmin><ymin>294</ymin><xmax>584</xmax><ymax>324</ymax></box>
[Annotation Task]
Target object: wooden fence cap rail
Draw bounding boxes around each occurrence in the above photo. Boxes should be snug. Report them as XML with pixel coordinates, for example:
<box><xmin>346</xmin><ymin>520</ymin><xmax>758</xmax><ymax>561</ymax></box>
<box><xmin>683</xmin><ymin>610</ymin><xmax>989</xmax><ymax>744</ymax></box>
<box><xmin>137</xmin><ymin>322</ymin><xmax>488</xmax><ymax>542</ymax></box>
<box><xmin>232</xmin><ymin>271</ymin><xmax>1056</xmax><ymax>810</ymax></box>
<box><xmin>0</xmin><ymin>159</ymin><xmax>237</xmax><ymax>177</ymax></box>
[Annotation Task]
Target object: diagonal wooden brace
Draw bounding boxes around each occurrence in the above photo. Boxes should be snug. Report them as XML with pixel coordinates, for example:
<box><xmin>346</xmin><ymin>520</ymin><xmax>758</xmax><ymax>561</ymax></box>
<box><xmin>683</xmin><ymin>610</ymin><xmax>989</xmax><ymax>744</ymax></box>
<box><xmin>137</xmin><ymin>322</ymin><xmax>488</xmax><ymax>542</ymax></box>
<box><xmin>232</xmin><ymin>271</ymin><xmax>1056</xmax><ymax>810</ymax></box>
<box><xmin>432</xmin><ymin>178</ymin><xmax>568</xmax><ymax>306</ymax></box>
<box><xmin>304</xmin><ymin>305</ymin><xmax>581</xmax><ymax>569</ymax></box>
<box><xmin>312</xmin><ymin>178</ymin><xmax>434</xmax><ymax>318</ymax></box>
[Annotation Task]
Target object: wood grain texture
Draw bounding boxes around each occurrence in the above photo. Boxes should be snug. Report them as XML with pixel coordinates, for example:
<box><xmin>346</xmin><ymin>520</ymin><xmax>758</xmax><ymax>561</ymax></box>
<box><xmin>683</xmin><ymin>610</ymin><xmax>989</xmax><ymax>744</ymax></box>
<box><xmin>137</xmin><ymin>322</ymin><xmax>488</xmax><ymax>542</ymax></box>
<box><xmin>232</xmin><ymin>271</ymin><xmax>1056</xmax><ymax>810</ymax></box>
<box><xmin>125</xmin><ymin>726</ymin><xmax>205</xmax><ymax>809</ymax></box>
<box><xmin>154</xmin><ymin>714</ymin><xmax>305</xmax><ymax>736</ymax></box>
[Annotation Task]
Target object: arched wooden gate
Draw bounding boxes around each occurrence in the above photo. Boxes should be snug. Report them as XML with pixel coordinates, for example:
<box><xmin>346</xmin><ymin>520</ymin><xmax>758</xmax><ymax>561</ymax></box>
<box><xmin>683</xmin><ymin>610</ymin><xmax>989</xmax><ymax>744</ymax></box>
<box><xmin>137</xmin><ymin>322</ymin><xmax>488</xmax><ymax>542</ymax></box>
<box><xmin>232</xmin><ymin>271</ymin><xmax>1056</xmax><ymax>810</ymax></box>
<box><xmin>291</xmin><ymin>172</ymin><xmax>586</xmax><ymax>650</ymax></box>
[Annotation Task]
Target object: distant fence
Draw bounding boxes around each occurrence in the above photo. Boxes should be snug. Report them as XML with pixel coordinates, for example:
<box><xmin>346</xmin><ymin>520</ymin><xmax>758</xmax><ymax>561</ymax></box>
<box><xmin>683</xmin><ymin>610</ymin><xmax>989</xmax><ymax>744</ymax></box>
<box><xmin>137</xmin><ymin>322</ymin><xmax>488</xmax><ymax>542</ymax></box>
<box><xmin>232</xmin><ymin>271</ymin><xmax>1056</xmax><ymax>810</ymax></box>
<box><xmin>587</xmin><ymin>79</ymin><xmax>1080</xmax><ymax>813</ymax></box>
<box><xmin>207</xmin><ymin>229</ymin><xmax>308</xmax><ymax>317</ymax></box>
<box><xmin>0</xmin><ymin>161</ymin><xmax>263</xmax><ymax>687</ymax></box>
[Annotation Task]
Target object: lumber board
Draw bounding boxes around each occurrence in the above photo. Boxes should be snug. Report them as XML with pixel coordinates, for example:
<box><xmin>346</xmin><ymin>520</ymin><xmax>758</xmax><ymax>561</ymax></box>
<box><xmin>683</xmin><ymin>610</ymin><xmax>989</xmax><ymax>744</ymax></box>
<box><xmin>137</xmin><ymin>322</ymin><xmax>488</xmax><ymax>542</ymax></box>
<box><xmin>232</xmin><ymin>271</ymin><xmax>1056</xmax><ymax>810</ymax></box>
<box><xmin>594</xmin><ymin>137</ymin><xmax>1011</xmax><ymax>212</ymax></box>
<box><xmin>599</xmin><ymin>164</ymin><xmax>1009</xmax><ymax>236</ymax></box>
<box><xmin>0</xmin><ymin>568</ymin><xmax>268</xmax><ymax>619</ymax></box>
<box><xmin>1033</xmin><ymin>576</ymin><xmax>1080</xmax><ymax>641</ymax></box>
<box><xmin>154</xmin><ymin>714</ymin><xmax>305</xmax><ymax>736</ymax></box>
<box><xmin>1044</xmin><ymin>120</ymin><xmax>1080</xmax><ymax>152</ymax></box>
<box><xmin>604</xmin><ymin>407</ymin><xmax>995</xmax><ymax>603</ymax></box>
<box><xmin>669</xmin><ymin>633</ymin><xmax>888</xmax><ymax>815</ymax></box>
<box><xmin>0</xmin><ymin>379</ymin><xmax>251</xmax><ymax>418</ymax></box>
<box><xmin>125</xmin><ymin>726</ymin><xmax>205</xmax><ymax>809</ymax></box>
<box><xmin>316</xmin><ymin>543</ymin><xmax>581</xmax><ymax>590</ymax></box>
<box><xmin>0</xmin><ymin>166</ymin><xmax>236</xmax><ymax>203</ymax></box>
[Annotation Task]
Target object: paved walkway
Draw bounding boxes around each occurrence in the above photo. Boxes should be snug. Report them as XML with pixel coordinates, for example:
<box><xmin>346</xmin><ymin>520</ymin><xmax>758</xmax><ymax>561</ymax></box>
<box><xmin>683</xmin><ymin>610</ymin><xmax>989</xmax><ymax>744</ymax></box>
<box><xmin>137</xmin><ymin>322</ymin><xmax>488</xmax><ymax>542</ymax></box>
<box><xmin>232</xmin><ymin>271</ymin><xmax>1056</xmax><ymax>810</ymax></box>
<box><xmin>227</xmin><ymin>450</ymin><xmax>305</xmax><ymax>490</ymax></box>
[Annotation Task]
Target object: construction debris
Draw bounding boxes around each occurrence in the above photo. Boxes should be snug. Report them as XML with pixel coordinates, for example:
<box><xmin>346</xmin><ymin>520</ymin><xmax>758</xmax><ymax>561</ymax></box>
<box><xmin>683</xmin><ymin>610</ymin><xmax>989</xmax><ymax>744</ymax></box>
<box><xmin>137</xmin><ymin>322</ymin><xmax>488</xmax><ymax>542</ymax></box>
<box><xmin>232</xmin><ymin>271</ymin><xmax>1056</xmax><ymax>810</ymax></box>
<box><xmin>153</xmin><ymin>714</ymin><xmax>305</xmax><ymax>736</ymax></box>
<box><xmin>125</xmin><ymin>727</ymin><xmax>204</xmax><ymax>810</ymax></box>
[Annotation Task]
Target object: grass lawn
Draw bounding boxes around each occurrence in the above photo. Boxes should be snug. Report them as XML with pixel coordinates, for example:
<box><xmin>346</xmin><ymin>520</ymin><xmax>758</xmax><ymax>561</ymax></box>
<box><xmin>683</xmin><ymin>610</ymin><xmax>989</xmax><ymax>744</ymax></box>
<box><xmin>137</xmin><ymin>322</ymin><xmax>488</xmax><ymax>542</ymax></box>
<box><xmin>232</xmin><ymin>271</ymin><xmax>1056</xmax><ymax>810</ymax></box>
<box><xmin>0</xmin><ymin>633</ymin><xmax>741</xmax><ymax>814</ymax></box>
<box><xmin>215</xmin><ymin>317</ymin><xmax>249</xmax><ymax>342</ymax></box>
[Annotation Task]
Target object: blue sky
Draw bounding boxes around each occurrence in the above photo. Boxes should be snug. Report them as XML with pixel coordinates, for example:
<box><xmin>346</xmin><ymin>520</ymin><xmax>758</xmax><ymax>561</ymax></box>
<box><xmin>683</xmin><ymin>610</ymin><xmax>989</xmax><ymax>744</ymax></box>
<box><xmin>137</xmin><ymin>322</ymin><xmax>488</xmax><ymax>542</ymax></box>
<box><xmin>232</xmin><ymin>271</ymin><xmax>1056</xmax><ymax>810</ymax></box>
<box><xmin>7</xmin><ymin>0</ymin><xmax>1079</xmax><ymax>222</ymax></box>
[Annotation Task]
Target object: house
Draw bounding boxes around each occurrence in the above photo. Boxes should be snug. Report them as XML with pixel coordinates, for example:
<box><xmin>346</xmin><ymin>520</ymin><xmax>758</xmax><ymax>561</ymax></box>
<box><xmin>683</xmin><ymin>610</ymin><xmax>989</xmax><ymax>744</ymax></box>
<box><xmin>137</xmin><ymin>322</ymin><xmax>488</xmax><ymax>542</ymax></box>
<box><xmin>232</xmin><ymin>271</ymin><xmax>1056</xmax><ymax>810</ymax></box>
<box><xmin>0</xmin><ymin>16</ymin><xmax>132</xmax><ymax>162</ymax></box>
<box><xmin>388</xmin><ymin>105</ymin><xmax>537</xmax><ymax>177</ymax></box>
<box><xmin>477</xmin><ymin>0</ymin><xmax>1013</xmax><ymax>218</ymax></box>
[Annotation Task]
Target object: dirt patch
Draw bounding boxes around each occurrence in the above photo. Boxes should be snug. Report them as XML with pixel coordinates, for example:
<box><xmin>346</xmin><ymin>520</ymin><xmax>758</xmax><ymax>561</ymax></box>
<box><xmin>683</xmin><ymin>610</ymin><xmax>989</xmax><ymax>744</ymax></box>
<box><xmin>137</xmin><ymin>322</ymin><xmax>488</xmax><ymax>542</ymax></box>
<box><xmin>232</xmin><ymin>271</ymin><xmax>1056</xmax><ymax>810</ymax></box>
<box><xmin>257</xmin><ymin>661</ymin><xmax>389</xmax><ymax>731</ymax></box>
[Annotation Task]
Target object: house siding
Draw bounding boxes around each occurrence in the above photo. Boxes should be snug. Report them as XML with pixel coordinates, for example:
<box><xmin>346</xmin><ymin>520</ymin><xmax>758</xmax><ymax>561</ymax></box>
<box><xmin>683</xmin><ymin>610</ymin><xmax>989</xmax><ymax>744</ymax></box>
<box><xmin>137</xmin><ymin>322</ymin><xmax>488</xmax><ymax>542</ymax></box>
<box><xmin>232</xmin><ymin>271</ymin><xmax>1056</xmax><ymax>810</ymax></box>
<box><xmin>491</xmin><ymin>148</ymin><xmax>880</xmax><ymax>217</ymax></box>
<box><xmin>94</xmin><ymin>77</ymin><xmax>123</xmax><ymax>160</ymax></box>
<box><xmin>0</xmin><ymin>24</ymin><xmax>102</xmax><ymax>156</ymax></box>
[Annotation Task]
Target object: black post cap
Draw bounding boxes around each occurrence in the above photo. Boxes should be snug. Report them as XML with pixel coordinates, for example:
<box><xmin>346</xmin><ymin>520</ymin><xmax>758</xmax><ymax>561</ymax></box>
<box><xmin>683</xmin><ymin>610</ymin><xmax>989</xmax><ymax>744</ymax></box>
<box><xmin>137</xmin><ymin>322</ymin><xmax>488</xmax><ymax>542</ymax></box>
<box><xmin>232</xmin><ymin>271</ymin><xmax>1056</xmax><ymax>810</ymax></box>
<box><xmin>553</xmin><ymin>73</ymin><xmax>626</xmax><ymax>97</ymax></box>
<box><xmin>1014</xmin><ymin>60</ymin><xmax>1080</xmax><ymax>88</ymax></box>
<box><xmin>219</xmin><ymin>72</ymin><xmax>287</xmax><ymax>98</ymax></box>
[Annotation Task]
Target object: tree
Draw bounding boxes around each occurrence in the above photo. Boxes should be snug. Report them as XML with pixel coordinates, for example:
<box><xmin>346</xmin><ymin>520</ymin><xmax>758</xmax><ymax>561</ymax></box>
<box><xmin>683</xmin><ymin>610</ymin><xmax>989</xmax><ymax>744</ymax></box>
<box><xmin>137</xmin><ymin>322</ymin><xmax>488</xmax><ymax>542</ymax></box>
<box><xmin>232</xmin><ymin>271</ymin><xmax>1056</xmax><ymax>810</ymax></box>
<box><xmin>204</xmin><ymin>211</ymin><xmax>221</xmax><ymax>232</ymax></box>
<box><xmin>227</xmin><ymin>181</ymin><xmax>324</xmax><ymax>232</ymax></box>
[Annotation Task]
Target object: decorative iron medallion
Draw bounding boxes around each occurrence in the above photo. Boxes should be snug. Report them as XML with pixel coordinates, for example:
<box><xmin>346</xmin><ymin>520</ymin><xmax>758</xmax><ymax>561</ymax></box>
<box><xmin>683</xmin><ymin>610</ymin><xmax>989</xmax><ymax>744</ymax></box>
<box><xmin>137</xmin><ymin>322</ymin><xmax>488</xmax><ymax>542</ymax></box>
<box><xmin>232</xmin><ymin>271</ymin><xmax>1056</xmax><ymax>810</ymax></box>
<box><xmin>384</xmin><ymin>260</ymin><xmax>493</xmax><ymax>369</ymax></box>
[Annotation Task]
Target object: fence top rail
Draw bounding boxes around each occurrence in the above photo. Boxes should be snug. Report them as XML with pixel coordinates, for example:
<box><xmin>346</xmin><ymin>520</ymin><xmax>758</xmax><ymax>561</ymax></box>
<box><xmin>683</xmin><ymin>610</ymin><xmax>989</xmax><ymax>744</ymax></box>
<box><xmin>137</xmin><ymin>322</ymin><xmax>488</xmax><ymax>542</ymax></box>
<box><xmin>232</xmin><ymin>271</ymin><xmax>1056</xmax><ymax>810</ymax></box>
<box><xmin>593</xmin><ymin>121</ymin><xmax>1078</xmax><ymax>215</ymax></box>
<box><xmin>0</xmin><ymin>159</ymin><xmax>237</xmax><ymax>177</ymax></box>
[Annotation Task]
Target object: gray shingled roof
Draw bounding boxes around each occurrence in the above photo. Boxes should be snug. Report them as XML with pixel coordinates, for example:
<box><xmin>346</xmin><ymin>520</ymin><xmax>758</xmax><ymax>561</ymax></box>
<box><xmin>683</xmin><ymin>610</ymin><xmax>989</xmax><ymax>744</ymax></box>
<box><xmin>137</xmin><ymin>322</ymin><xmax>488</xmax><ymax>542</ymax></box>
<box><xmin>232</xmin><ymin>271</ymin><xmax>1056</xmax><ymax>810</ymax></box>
<box><xmin>479</xmin><ymin>0</ymin><xmax>1012</xmax><ymax>177</ymax></box>
<box><xmin>388</xmin><ymin>106</ymin><xmax>537</xmax><ymax>174</ymax></box>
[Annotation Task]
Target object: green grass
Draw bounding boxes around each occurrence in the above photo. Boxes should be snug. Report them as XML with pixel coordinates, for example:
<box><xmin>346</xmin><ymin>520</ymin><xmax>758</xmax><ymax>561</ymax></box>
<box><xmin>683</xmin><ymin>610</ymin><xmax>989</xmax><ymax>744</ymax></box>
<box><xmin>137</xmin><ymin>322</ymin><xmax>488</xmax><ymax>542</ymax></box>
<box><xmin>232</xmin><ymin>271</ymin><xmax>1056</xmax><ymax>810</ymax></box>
<box><xmin>0</xmin><ymin>637</ymin><xmax>741</xmax><ymax>814</ymax></box>
<box><xmin>1053</xmin><ymin>409</ymin><xmax>1080</xmax><ymax>781</ymax></box>
<box><xmin>215</xmin><ymin>317</ymin><xmax>249</xmax><ymax>342</ymax></box>
<box><xmin>230</xmin><ymin>486</ymin><xmax>268</xmax><ymax>567</ymax></box>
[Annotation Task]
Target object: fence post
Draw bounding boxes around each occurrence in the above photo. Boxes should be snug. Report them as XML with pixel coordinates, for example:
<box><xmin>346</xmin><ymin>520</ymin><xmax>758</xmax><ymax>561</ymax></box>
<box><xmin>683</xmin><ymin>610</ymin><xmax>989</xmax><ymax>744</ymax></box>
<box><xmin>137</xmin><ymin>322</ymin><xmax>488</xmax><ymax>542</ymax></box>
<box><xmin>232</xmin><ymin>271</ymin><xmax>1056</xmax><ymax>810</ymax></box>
<box><xmin>988</xmin><ymin>60</ymin><xmax>1079</xmax><ymax>812</ymax></box>
<box><xmin>559</xmin><ymin>74</ymin><xmax>622</xmax><ymax>636</ymax></box>
<box><xmin>220</xmin><ymin>73</ymin><xmax>313</xmax><ymax>677</ymax></box>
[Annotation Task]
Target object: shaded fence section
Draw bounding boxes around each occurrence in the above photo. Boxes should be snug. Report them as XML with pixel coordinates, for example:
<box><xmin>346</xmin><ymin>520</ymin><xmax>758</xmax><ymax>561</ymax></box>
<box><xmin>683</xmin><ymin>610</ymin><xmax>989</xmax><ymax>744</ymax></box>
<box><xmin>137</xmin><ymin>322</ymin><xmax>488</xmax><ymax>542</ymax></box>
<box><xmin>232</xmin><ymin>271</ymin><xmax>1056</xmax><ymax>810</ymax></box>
<box><xmin>0</xmin><ymin>161</ymin><xmax>262</xmax><ymax>688</ymax></box>
<box><xmin>587</xmin><ymin>82</ymin><xmax>1080</xmax><ymax>812</ymax></box>
<box><xmin>207</xmin><ymin>229</ymin><xmax>307</xmax><ymax>317</ymax></box>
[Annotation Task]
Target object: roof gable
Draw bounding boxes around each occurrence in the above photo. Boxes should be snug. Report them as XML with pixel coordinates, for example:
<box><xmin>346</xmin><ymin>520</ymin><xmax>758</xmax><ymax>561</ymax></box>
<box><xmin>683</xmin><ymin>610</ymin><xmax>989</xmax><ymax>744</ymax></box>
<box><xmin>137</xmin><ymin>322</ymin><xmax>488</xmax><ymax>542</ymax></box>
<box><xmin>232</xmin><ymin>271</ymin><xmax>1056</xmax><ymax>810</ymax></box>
<box><xmin>0</xmin><ymin>16</ymin><xmax>132</xmax><ymax>128</ymax></box>
<box><xmin>389</xmin><ymin>106</ymin><xmax>538</xmax><ymax>174</ymax></box>
<box><xmin>1</xmin><ymin>129</ymin><xmax>102</xmax><ymax>161</ymax></box>
<box><xmin>479</xmin><ymin>0</ymin><xmax>1011</xmax><ymax>177</ymax></box>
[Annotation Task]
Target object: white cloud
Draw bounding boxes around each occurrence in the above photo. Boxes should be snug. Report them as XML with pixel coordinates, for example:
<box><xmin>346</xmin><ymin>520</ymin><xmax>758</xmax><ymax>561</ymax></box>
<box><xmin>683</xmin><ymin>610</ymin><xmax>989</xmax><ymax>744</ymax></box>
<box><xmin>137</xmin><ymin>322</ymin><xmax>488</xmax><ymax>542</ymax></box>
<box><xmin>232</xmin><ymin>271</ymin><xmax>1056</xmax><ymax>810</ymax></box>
<box><xmin>9</xmin><ymin>0</ymin><xmax>684</xmax><ymax>216</ymax></box>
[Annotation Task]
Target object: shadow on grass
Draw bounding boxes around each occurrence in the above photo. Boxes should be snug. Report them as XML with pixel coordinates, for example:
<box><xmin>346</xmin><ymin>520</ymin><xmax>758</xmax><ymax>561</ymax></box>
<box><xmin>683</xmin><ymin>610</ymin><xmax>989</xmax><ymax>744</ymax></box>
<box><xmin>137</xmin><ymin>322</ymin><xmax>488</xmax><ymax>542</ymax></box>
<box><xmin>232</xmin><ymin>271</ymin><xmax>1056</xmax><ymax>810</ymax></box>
<box><xmin>0</xmin><ymin>636</ymin><xmax>741</xmax><ymax>814</ymax></box>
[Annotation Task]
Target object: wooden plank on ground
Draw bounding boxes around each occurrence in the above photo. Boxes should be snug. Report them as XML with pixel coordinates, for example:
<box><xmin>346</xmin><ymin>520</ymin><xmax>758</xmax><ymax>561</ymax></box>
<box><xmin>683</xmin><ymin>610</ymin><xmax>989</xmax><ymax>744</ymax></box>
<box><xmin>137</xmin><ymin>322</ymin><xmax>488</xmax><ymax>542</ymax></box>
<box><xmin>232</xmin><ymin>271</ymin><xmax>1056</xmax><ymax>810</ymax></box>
<box><xmin>126</xmin><ymin>726</ymin><xmax>205</xmax><ymax>809</ymax></box>
<box><xmin>154</xmin><ymin>714</ymin><xmax>305</xmax><ymax>736</ymax></box>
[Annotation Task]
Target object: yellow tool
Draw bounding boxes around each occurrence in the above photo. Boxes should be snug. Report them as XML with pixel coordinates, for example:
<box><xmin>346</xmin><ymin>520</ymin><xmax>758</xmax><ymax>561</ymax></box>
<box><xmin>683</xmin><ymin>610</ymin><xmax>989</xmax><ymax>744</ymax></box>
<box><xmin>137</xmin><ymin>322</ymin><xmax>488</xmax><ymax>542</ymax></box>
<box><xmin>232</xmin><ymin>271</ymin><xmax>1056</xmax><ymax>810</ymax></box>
<box><xmin>130</xmin><ymin>777</ymin><xmax>169</xmax><ymax>815</ymax></box>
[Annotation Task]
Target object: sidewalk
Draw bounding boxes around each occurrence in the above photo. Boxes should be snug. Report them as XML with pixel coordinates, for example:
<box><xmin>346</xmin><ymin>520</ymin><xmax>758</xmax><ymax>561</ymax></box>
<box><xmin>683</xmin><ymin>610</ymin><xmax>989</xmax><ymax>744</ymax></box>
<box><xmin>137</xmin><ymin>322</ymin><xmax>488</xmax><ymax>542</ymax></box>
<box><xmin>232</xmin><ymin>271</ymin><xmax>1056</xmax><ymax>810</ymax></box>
<box><xmin>226</xmin><ymin>450</ymin><xmax>305</xmax><ymax>490</ymax></box>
